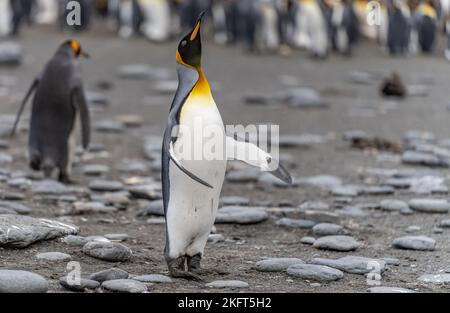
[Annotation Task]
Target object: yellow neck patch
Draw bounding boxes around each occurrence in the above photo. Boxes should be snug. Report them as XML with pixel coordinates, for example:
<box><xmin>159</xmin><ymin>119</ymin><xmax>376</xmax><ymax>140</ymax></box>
<box><xmin>189</xmin><ymin>68</ymin><xmax>212</xmax><ymax>101</ymax></box>
<box><xmin>418</xmin><ymin>3</ymin><xmax>436</xmax><ymax>18</ymax></box>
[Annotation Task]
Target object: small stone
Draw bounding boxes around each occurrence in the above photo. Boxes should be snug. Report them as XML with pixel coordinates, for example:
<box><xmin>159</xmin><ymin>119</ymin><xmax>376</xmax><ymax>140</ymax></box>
<box><xmin>312</xmin><ymin>223</ymin><xmax>346</xmax><ymax>237</ymax></box>
<box><xmin>392</xmin><ymin>236</ymin><xmax>436</xmax><ymax>251</ymax></box>
<box><xmin>89</xmin><ymin>180</ymin><xmax>124</xmax><ymax>192</ymax></box>
<box><xmin>0</xmin><ymin>215</ymin><xmax>78</xmax><ymax>248</ymax></box>
<box><xmin>275</xmin><ymin>218</ymin><xmax>315</xmax><ymax>229</ymax></box>
<box><xmin>0</xmin><ymin>191</ymin><xmax>24</xmax><ymax>201</ymax></box>
<box><xmin>330</xmin><ymin>186</ymin><xmax>359</xmax><ymax>197</ymax></box>
<box><xmin>0</xmin><ymin>201</ymin><xmax>32</xmax><ymax>214</ymax></box>
<box><xmin>439</xmin><ymin>219</ymin><xmax>450</xmax><ymax>228</ymax></box>
<box><xmin>89</xmin><ymin>268</ymin><xmax>129</xmax><ymax>283</ymax></box>
<box><xmin>402</xmin><ymin>151</ymin><xmax>446</xmax><ymax>167</ymax></box>
<box><xmin>299</xmin><ymin>201</ymin><xmax>329</xmax><ymax>211</ymax></box>
<box><xmin>208</xmin><ymin>234</ymin><xmax>224</xmax><ymax>243</ymax></box>
<box><xmin>127</xmin><ymin>184</ymin><xmax>161</xmax><ymax>200</ymax></box>
<box><xmin>286</xmin><ymin>264</ymin><xmax>343</xmax><ymax>282</ymax></box>
<box><xmin>405</xmin><ymin>225</ymin><xmax>421</xmax><ymax>233</ymax></box>
<box><xmin>205</xmin><ymin>280</ymin><xmax>249</xmax><ymax>289</ymax></box>
<box><xmin>408</xmin><ymin>199</ymin><xmax>450</xmax><ymax>213</ymax></box>
<box><xmin>31</xmin><ymin>180</ymin><xmax>68</xmax><ymax>195</ymax></box>
<box><xmin>82</xmin><ymin>164</ymin><xmax>110</xmax><ymax>176</ymax></box>
<box><xmin>36</xmin><ymin>252</ymin><xmax>71</xmax><ymax>262</ymax></box>
<box><xmin>367</xmin><ymin>286</ymin><xmax>415</xmax><ymax>293</ymax></box>
<box><xmin>313</xmin><ymin>235</ymin><xmax>361</xmax><ymax>252</ymax></box>
<box><xmin>255</xmin><ymin>258</ymin><xmax>304</xmax><ymax>272</ymax></box>
<box><xmin>219</xmin><ymin>196</ymin><xmax>250</xmax><ymax>206</ymax></box>
<box><xmin>59</xmin><ymin>276</ymin><xmax>100</xmax><ymax>291</ymax></box>
<box><xmin>0</xmin><ymin>270</ymin><xmax>48</xmax><ymax>293</ymax></box>
<box><xmin>104</xmin><ymin>233</ymin><xmax>128</xmax><ymax>242</ymax></box>
<box><xmin>298</xmin><ymin>175</ymin><xmax>342</xmax><ymax>189</ymax></box>
<box><xmin>379</xmin><ymin>200</ymin><xmax>409</xmax><ymax>212</ymax></box>
<box><xmin>418</xmin><ymin>274</ymin><xmax>450</xmax><ymax>285</ymax></box>
<box><xmin>63</xmin><ymin>235</ymin><xmax>90</xmax><ymax>247</ymax></box>
<box><xmin>69</xmin><ymin>201</ymin><xmax>118</xmax><ymax>215</ymax></box>
<box><xmin>132</xmin><ymin>274</ymin><xmax>173</xmax><ymax>283</ymax></box>
<box><xmin>94</xmin><ymin>120</ymin><xmax>125</xmax><ymax>133</ymax></box>
<box><xmin>82</xmin><ymin>241</ymin><xmax>132</xmax><ymax>262</ymax></box>
<box><xmin>102</xmin><ymin>279</ymin><xmax>147</xmax><ymax>293</ymax></box>
<box><xmin>114</xmin><ymin>115</ymin><xmax>144</xmax><ymax>128</ymax></box>
<box><xmin>311</xmin><ymin>256</ymin><xmax>386</xmax><ymax>274</ymax></box>
<box><xmin>301</xmin><ymin>236</ymin><xmax>316</xmax><ymax>245</ymax></box>
<box><xmin>0</xmin><ymin>42</ymin><xmax>23</xmax><ymax>65</ymax></box>
<box><xmin>284</xmin><ymin>88</ymin><xmax>329</xmax><ymax>109</ymax></box>
<box><xmin>215</xmin><ymin>206</ymin><xmax>268</xmax><ymax>224</ymax></box>
<box><xmin>136</xmin><ymin>200</ymin><xmax>164</xmax><ymax>217</ymax></box>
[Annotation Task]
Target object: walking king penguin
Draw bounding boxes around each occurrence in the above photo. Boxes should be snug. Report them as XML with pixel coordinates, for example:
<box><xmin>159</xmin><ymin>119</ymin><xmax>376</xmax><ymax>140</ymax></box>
<box><xmin>11</xmin><ymin>40</ymin><xmax>91</xmax><ymax>183</ymax></box>
<box><xmin>162</xmin><ymin>12</ymin><xmax>292</xmax><ymax>279</ymax></box>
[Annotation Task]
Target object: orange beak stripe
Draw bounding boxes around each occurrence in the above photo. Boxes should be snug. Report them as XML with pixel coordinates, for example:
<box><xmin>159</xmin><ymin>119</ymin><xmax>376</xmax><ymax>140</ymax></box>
<box><xmin>190</xmin><ymin>21</ymin><xmax>201</xmax><ymax>41</ymax></box>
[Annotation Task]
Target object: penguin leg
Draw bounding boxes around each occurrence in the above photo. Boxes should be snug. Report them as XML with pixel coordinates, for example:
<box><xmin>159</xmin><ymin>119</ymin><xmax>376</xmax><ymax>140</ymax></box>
<box><xmin>166</xmin><ymin>256</ymin><xmax>203</xmax><ymax>281</ymax></box>
<box><xmin>59</xmin><ymin>125</ymin><xmax>77</xmax><ymax>184</ymax></box>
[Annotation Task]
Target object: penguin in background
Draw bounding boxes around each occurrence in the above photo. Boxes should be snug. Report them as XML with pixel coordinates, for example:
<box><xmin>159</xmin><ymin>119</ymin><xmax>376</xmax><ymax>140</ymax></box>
<box><xmin>115</xmin><ymin>0</ymin><xmax>143</xmax><ymax>38</ymax></box>
<box><xmin>254</xmin><ymin>0</ymin><xmax>280</xmax><ymax>53</ymax></box>
<box><xmin>408</xmin><ymin>0</ymin><xmax>421</xmax><ymax>55</ymax></box>
<box><xmin>35</xmin><ymin>0</ymin><xmax>58</xmax><ymax>24</ymax></box>
<box><xmin>0</xmin><ymin>0</ymin><xmax>13</xmax><ymax>37</ymax></box>
<box><xmin>387</xmin><ymin>0</ymin><xmax>411</xmax><ymax>55</ymax></box>
<box><xmin>331</xmin><ymin>0</ymin><xmax>360</xmax><ymax>55</ymax></box>
<box><xmin>292</xmin><ymin>0</ymin><xmax>329</xmax><ymax>58</ymax></box>
<box><xmin>446</xmin><ymin>13</ymin><xmax>450</xmax><ymax>60</ymax></box>
<box><xmin>417</xmin><ymin>0</ymin><xmax>438</xmax><ymax>53</ymax></box>
<box><xmin>11</xmin><ymin>40</ymin><xmax>90</xmax><ymax>183</ymax></box>
<box><xmin>139</xmin><ymin>0</ymin><xmax>172</xmax><ymax>42</ymax></box>
<box><xmin>162</xmin><ymin>12</ymin><xmax>291</xmax><ymax>279</ymax></box>
<box><xmin>211</xmin><ymin>0</ymin><xmax>229</xmax><ymax>44</ymax></box>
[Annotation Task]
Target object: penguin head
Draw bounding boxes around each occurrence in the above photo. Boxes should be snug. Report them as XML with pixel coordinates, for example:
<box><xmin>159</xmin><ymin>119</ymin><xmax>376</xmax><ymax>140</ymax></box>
<box><xmin>63</xmin><ymin>39</ymin><xmax>90</xmax><ymax>59</ymax></box>
<box><xmin>176</xmin><ymin>11</ymin><xmax>205</xmax><ymax>69</ymax></box>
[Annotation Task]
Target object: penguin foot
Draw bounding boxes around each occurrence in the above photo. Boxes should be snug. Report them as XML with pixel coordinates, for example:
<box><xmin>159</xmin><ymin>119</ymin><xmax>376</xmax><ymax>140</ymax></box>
<box><xmin>58</xmin><ymin>172</ymin><xmax>75</xmax><ymax>185</ymax></box>
<box><xmin>167</xmin><ymin>256</ymin><xmax>203</xmax><ymax>281</ymax></box>
<box><xmin>187</xmin><ymin>254</ymin><xmax>229</xmax><ymax>276</ymax></box>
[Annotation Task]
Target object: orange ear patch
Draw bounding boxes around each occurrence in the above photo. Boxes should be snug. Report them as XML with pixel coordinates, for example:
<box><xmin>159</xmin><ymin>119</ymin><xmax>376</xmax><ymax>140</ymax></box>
<box><xmin>70</xmin><ymin>40</ymin><xmax>80</xmax><ymax>55</ymax></box>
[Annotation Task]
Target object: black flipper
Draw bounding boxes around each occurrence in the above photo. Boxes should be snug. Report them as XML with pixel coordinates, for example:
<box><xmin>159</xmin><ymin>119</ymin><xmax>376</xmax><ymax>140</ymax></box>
<box><xmin>72</xmin><ymin>86</ymin><xmax>90</xmax><ymax>149</ymax></box>
<box><xmin>10</xmin><ymin>77</ymin><xmax>40</xmax><ymax>137</ymax></box>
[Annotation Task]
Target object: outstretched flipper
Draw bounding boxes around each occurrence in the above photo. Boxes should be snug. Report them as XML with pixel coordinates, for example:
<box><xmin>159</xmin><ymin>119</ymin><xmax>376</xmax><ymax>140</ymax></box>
<box><xmin>10</xmin><ymin>76</ymin><xmax>40</xmax><ymax>137</ymax></box>
<box><xmin>226</xmin><ymin>135</ymin><xmax>292</xmax><ymax>185</ymax></box>
<box><xmin>71</xmin><ymin>86</ymin><xmax>91</xmax><ymax>149</ymax></box>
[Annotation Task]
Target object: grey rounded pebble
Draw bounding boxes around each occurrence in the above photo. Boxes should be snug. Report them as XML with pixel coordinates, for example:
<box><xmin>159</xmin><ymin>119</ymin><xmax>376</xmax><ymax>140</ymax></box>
<box><xmin>287</xmin><ymin>264</ymin><xmax>344</xmax><ymax>282</ymax></box>
<box><xmin>0</xmin><ymin>270</ymin><xmax>48</xmax><ymax>293</ymax></box>
<box><xmin>36</xmin><ymin>252</ymin><xmax>72</xmax><ymax>262</ymax></box>
<box><xmin>215</xmin><ymin>206</ymin><xmax>268</xmax><ymax>224</ymax></box>
<box><xmin>392</xmin><ymin>236</ymin><xmax>436</xmax><ymax>251</ymax></box>
<box><xmin>379</xmin><ymin>200</ymin><xmax>409</xmax><ymax>212</ymax></box>
<box><xmin>205</xmin><ymin>280</ymin><xmax>249</xmax><ymax>289</ymax></box>
<box><xmin>276</xmin><ymin>218</ymin><xmax>315</xmax><ymax>229</ymax></box>
<box><xmin>59</xmin><ymin>276</ymin><xmax>100</xmax><ymax>291</ymax></box>
<box><xmin>89</xmin><ymin>268</ymin><xmax>129</xmax><ymax>282</ymax></box>
<box><xmin>102</xmin><ymin>279</ymin><xmax>147</xmax><ymax>293</ymax></box>
<box><xmin>418</xmin><ymin>273</ymin><xmax>450</xmax><ymax>284</ymax></box>
<box><xmin>311</xmin><ymin>256</ymin><xmax>386</xmax><ymax>274</ymax></box>
<box><xmin>104</xmin><ymin>233</ymin><xmax>128</xmax><ymax>241</ymax></box>
<box><xmin>301</xmin><ymin>236</ymin><xmax>316</xmax><ymax>245</ymax></box>
<box><xmin>313</xmin><ymin>235</ymin><xmax>361</xmax><ymax>251</ymax></box>
<box><xmin>83</xmin><ymin>241</ymin><xmax>132</xmax><ymax>262</ymax></box>
<box><xmin>255</xmin><ymin>258</ymin><xmax>304</xmax><ymax>272</ymax></box>
<box><xmin>408</xmin><ymin>199</ymin><xmax>450</xmax><ymax>213</ymax></box>
<box><xmin>88</xmin><ymin>180</ymin><xmax>124</xmax><ymax>192</ymax></box>
<box><xmin>312</xmin><ymin>223</ymin><xmax>345</xmax><ymax>237</ymax></box>
<box><xmin>132</xmin><ymin>274</ymin><xmax>173</xmax><ymax>283</ymax></box>
<box><xmin>367</xmin><ymin>286</ymin><xmax>415</xmax><ymax>293</ymax></box>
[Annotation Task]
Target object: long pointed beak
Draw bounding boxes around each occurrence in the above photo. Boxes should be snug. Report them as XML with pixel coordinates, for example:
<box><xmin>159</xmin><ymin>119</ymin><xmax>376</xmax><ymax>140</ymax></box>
<box><xmin>80</xmin><ymin>50</ymin><xmax>90</xmax><ymax>59</ymax></box>
<box><xmin>190</xmin><ymin>11</ymin><xmax>206</xmax><ymax>41</ymax></box>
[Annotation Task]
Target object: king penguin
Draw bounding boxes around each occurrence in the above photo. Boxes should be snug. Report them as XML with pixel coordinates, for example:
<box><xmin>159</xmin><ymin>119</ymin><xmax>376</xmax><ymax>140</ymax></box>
<box><xmin>162</xmin><ymin>12</ymin><xmax>292</xmax><ymax>279</ymax></box>
<box><xmin>11</xmin><ymin>40</ymin><xmax>91</xmax><ymax>183</ymax></box>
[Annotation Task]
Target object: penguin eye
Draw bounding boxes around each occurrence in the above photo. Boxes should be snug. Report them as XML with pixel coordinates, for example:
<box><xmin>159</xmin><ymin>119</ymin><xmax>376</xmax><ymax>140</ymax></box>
<box><xmin>180</xmin><ymin>40</ymin><xmax>187</xmax><ymax>48</ymax></box>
